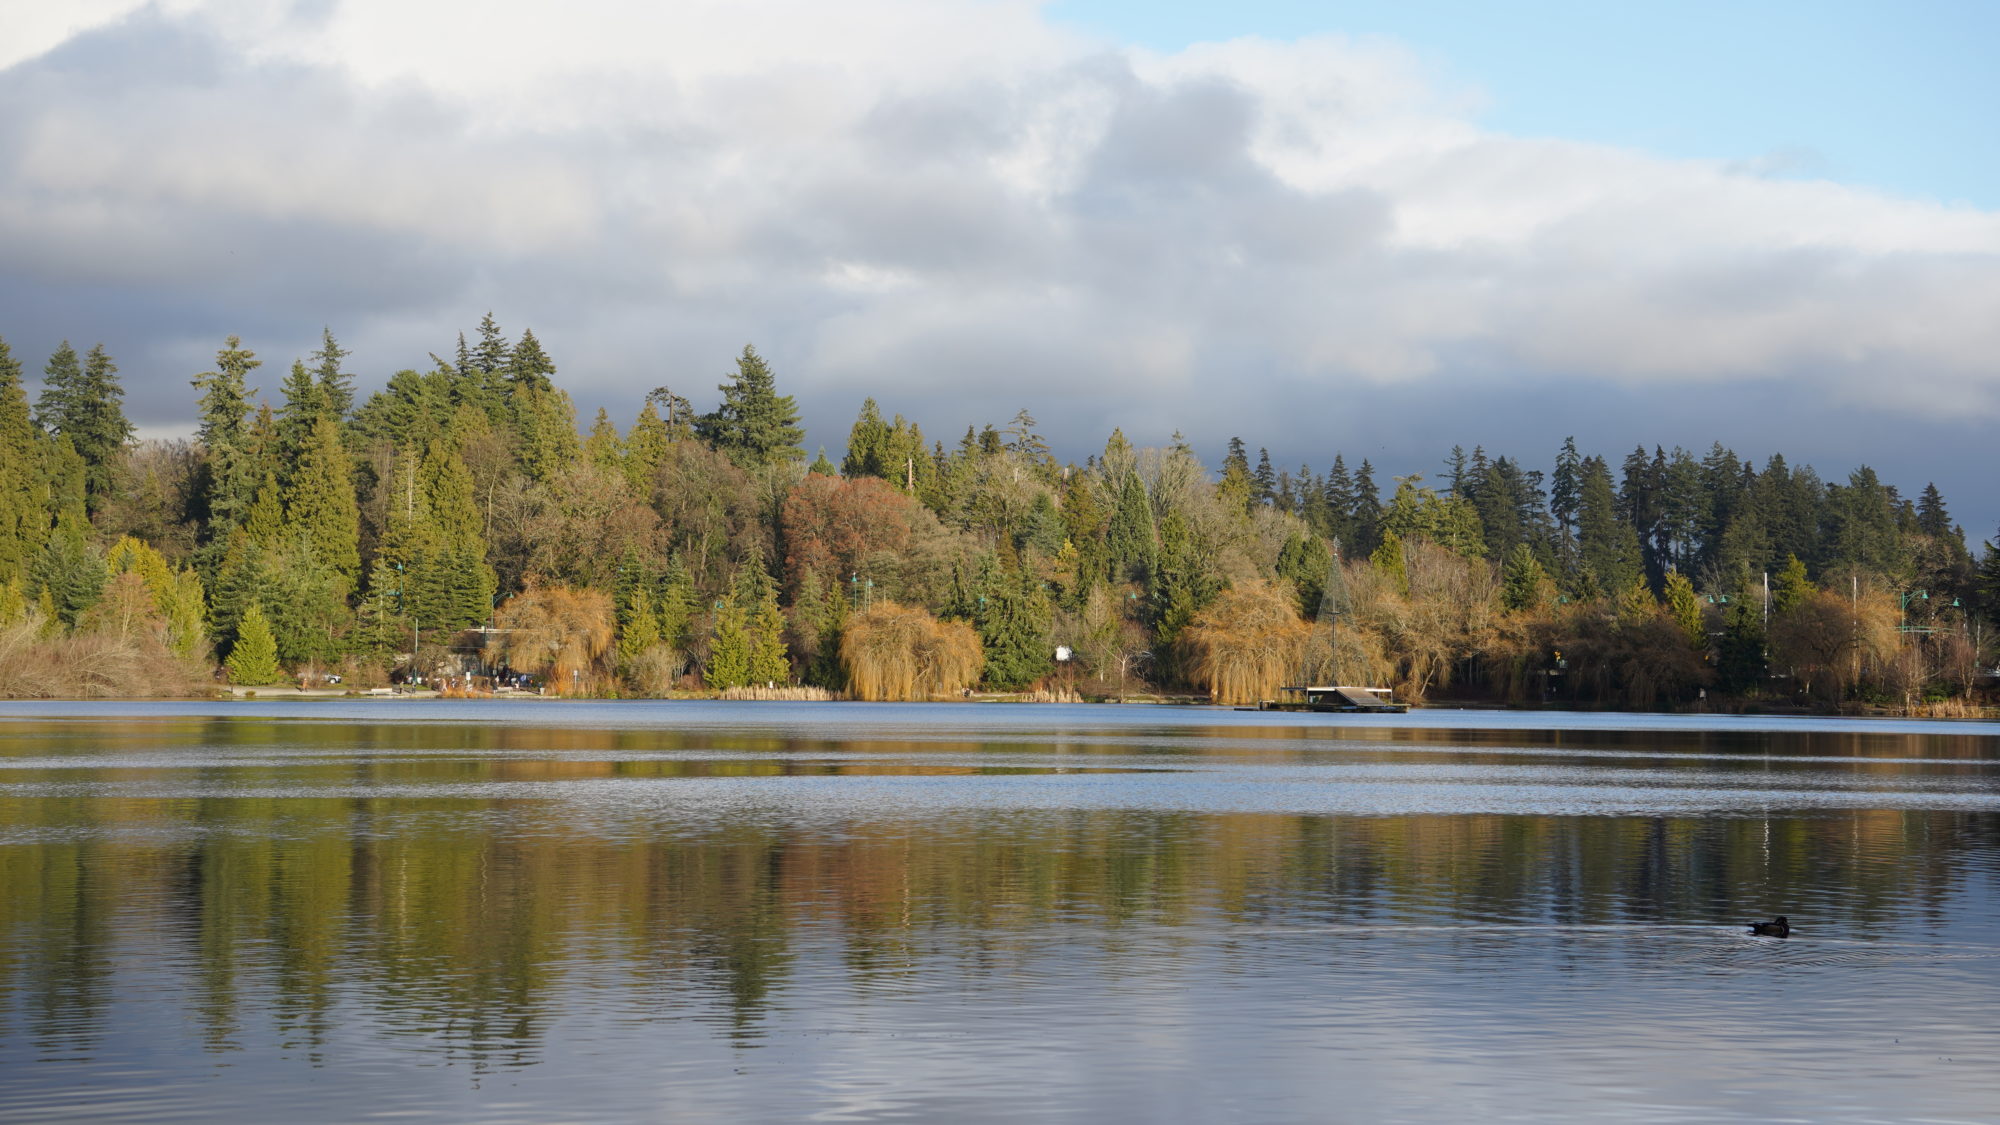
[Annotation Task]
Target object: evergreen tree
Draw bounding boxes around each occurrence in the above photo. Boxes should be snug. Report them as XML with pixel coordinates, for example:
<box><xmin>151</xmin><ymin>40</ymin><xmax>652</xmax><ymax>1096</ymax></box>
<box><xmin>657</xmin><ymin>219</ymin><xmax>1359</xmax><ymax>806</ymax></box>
<box><xmin>808</xmin><ymin>447</ymin><xmax>837</xmax><ymax>477</ymax></box>
<box><xmin>1218</xmin><ymin>437</ymin><xmax>1253</xmax><ymax>512</ymax></box>
<box><xmin>624</xmin><ymin>401</ymin><xmax>673</xmax><ymax>492</ymax></box>
<box><xmin>976</xmin><ymin>563</ymin><xmax>1054</xmax><ymax>690</ymax></box>
<box><xmin>1822</xmin><ymin>466</ymin><xmax>1900</xmax><ymax>575</ymax></box>
<box><xmin>1147</xmin><ymin>510</ymin><xmax>1220</xmax><ymax>666</ymax></box>
<box><xmin>657</xmin><ymin>555</ymin><xmax>698</xmax><ymax>653</ymax></box>
<box><xmin>514</xmin><ymin>383</ymin><xmax>583</xmax><ymax>484</ymax></box>
<box><xmin>843</xmin><ymin>398</ymin><xmax>890</xmax><ymax>478</ymax></box>
<box><xmin>37</xmin><ymin>343</ymin><xmax>132</xmax><ymax>512</ymax></box>
<box><xmin>272</xmin><ymin>359</ymin><xmax>328</xmax><ymax>472</ymax></box>
<box><xmin>584</xmin><ymin>408</ymin><xmax>624</xmax><ymax>476</ymax></box>
<box><xmin>1349</xmin><ymin>460</ymin><xmax>1382</xmax><ymax>555</ymax></box>
<box><xmin>310</xmin><ymin>328</ymin><xmax>355</xmax><ymax>418</ymax></box>
<box><xmin>225</xmin><ymin>601</ymin><xmax>283</xmax><ymax>684</ymax></box>
<box><xmin>1275</xmin><ymin>530</ymin><xmax>1330</xmax><ymax>617</ymax></box>
<box><xmin>1771</xmin><ymin>554</ymin><xmax>1814</xmax><ymax>614</ymax></box>
<box><xmin>732</xmin><ymin>548</ymin><xmax>790</xmax><ymax>685</ymax></box>
<box><xmin>28</xmin><ymin>510</ymin><xmax>105</xmax><ymax>628</ymax></box>
<box><xmin>0</xmin><ymin>335</ymin><xmax>41</xmax><ymax>583</ymax></box>
<box><xmin>506</xmin><ymin>328</ymin><xmax>557</xmax><ymax>393</ymax></box>
<box><xmin>1500</xmin><ymin>543</ymin><xmax>1549</xmax><ymax>612</ymax></box>
<box><xmin>1443</xmin><ymin>445</ymin><xmax>1469</xmax><ymax>499</ymax></box>
<box><xmin>695</xmin><ymin>345</ymin><xmax>804</xmax><ymax>467</ymax></box>
<box><xmin>1576</xmin><ymin>455</ymin><xmax>1642</xmax><ymax>595</ymax></box>
<box><xmin>1716</xmin><ymin>594</ymin><xmax>1767</xmax><ymax>694</ymax></box>
<box><xmin>1915</xmin><ymin>482</ymin><xmax>1954</xmax><ymax>541</ymax></box>
<box><xmin>30</xmin><ymin>342</ymin><xmax>80</xmax><ymax>438</ymax></box>
<box><xmin>1371</xmin><ymin>530</ymin><xmax>1408</xmax><ymax>595</ymax></box>
<box><xmin>191</xmin><ymin>335</ymin><xmax>263</xmax><ymax>537</ymax></box>
<box><xmin>617</xmin><ymin>586</ymin><xmax>662</xmax><ymax>668</ymax></box>
<box><xmin>282</xmin><ymin>416</ymin><xmax>361</xmax><ymax>589</ymax></box>
<box><xmin>1251</xmin><ymin>448</ymin><xmax>1277</xmax><ymax>504</ymax></box>
<box><xmin>206</xmin><ymin>527</ymin><xmax>266</xmax><ymax>653</ymax></box>
<box><xmin>1663</xmin><ymin>571</ymin><xmax>1705</xmax><ymax>648</ymax></box>
<box><xmin>262</xmin><ymin>537</ymin><xmax>349</xmax><ymax>666</ymax></box>
<box><xmin>1550</xmin><ymin>436</ymin><xmax>1582</xmax><ymax>535</ymax></box>
<box><xmin>1105</xmin><ymin>470</ymin><xmax>1156</xmax><ymax>581</ymax></box>
<box><xmin>705</xmin><ymin>598</ymin><xmax>751</xmax><ymax>690</ymax></box>
<box><xmin>472</xmin><ymin>313</ymin><xmax>511</xmax><ymax>375</ymax></box>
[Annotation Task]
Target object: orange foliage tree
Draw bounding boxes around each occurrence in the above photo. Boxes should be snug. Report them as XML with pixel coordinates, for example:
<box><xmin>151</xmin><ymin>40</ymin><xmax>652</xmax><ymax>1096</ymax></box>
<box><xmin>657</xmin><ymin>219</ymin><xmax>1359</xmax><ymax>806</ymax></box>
<box><xmin>488</xmin><ymin>583</ymin><xmax>616</xmax><ymax>694</ymax></box>
<box><xmin>839</xmin><ymin>601</ymin><xmax>983</xmax><ymax>701</ymax></box>
<box><xmin>1184</xmin><ymin>581</ymin><xmax>1311</xmax><ymax>705</ymax></box>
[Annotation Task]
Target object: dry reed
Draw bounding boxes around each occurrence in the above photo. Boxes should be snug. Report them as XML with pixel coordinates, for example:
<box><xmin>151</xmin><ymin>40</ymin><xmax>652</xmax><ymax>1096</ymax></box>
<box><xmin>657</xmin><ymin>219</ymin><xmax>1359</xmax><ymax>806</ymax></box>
<box><xmin>0</xmin><ymin>622</ymin><xmax>208</xmax><ymax>698</ymax></box>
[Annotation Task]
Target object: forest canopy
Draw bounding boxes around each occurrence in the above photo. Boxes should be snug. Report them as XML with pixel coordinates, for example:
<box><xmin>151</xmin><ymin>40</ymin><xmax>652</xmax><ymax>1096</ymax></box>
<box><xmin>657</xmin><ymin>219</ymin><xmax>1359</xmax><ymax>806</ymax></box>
<box><xmin>1</xmin><ymin>320</ymin><xmax>1995</xmax><ymax>708</ymax></box>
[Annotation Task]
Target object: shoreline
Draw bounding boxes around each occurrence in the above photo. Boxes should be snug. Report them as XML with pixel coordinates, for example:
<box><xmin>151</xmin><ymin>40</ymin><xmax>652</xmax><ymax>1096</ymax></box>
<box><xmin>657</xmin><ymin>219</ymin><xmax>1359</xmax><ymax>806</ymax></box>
<box><xmin>0</xmin><ymin>687</ymin><xmax>1991</xmax><ymax>722</ymax></box>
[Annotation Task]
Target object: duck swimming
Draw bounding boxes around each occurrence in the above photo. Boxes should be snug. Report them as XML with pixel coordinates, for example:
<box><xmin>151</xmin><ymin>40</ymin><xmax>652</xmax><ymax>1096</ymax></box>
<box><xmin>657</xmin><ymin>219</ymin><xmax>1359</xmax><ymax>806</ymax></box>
<box><xmin>1747</xmin><ymin>916</ymin><xmax>1791</xmax><ymax>937</ymax></box>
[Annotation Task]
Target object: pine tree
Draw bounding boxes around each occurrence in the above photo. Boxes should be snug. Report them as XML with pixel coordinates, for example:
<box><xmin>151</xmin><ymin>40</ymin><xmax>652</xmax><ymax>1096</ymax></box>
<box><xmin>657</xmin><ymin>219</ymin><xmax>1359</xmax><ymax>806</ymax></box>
<box><xmin>1500</xmin><ymin>543</ymin><xmax>1549</xmax><ymax>612</ymax></box>
<box><xmin>1147</xmin><ymin>510</ymin><xmax>1220</xmax><ymax>664</ymax></box>
<box><xmin>624</xmin><ymin>401</ymin><xmax>672</xmax><ymax>492</ymax></box>
<box><xmin>657</xmin><ymin>555</ymin><xmax>698</xmax><ymax>653</ymax></box>
<box><xmin>0</xmin><ymin>335</ymin><xmax>41</xmax><ymax>584</ymax></box>
<box><xmin>1218</xmin><ymin>437</ymin><xmax>1252</xmax><ymax>512</ymax></box>
<box><xmin>242</xmin><ymin>472</ymin><xmax>285</xmax><ymax>547</ymax></box>
<box><xmin>513</xmin><ymin>384</ymin><xmax>582</xmax><ymax>484</ymax></box>
<box><xmin>705</xmin><ymin>598</ymin><xmax>751</xmax><ymax>690</ymax></box>
<box><xmin>1350</xmin><ymin>460</ymin><xmax>1382</xmax><ymax>555</ymax></box>
<box><xmin>225</xmin><ymin>601</ymin><xmax>283</xmax><ymax>684</ymax></box>
<box><xmin>282</xmin><ymin>416</ymin><xmax>361</xmax><ymax>589</ymax></box>
<box><xmin>273</xmin><ymin>359</ymin><xmax>328</xmax><ymax>472</ymax></box>
<box><xmin>1275</xmin><ymin>530</ymin><xmax>1330</xmax><ymax>617</ymax></box>
<box><xmin>695</xmin><ymin>345</ymin><xmax>804</xmax><ymax>467</ymax></box>
<box><xmin>192</xmin><ymin>335</ymin><xmax>263</xmax><ymax>537</ymax></box>
<box><xmin>1106</xmin><ymin>470</ymin><xmax>1156</xmax><ymax>581</ymax></box>
<box><xmin>1663</xmin><ymin>571</ymin><xmax>1705</xmax><ymax>648</ymax></box>
<box><xmin>310</xmin><ymin>327</ymin><xmax>355</xmax><ymax>418</ymax></box>
<box><xmin>584</xmin><ymin>408</ymin><xmax>624</xmax><ymax>476</ymax></box>
<box><xmin>1252</xmin><ymin>448</ymin><xmax>1277</xmax><ymax>505</ymax></box>
<box><xmin>618</xmin><ymin>587</ymin><xmax>662</xmax><ymax>667</ymax></box>
<box><xmin>28</xmin><ymin>510</ymin><xmax>105</xmax><ymax>628</ymax></box>
<box><xmin>1772</xmin><ymin>554</ymin><xmax>1814</xmax><ymax>614</ymax></box>
<box><xmin>808</xmin><ymin>447</ymin><xmax>837</xmax><ymax>477</ymax></box>
<box><xmin>733</xmin><ymin>549</ymin><xmax>790</xmax><ymax>685</ymax></box>
<box><xmin>843</xmin><ymin>398</ymin><xmax>890</xmax><ymax>478</ymax></box>
<box><xmin>1550</xmin><ymin>436</ymin><xmax>1582</xmax><ymax>535</ymax></box>
<box><xmin>1716</xmin><ymin>594</ymin><xmax>1766</xmax><ymax>693</ymax></box>
<box><xmin>1371</xmin><ymin>530</ymin><xmax>1408</xmax><ymax>595</ymax></box>
<box><xmin>975</xmin><ymin>563</ymin><xmax>1054</xmax><ymax>690</ymax></box>
<box><xmin>1577</xmin><ymin>455</ymin><xmax>1642</xmax><ymax>595</ymax></box>
<box><xmin>37</xmin><ymin>343</ymin><xmax>132</xmax><ymax>512</ymax></box>
<box><xmin>506</xmin><ymin>328</ymin><xmax>557</xmax><ymax>393</ymax></box>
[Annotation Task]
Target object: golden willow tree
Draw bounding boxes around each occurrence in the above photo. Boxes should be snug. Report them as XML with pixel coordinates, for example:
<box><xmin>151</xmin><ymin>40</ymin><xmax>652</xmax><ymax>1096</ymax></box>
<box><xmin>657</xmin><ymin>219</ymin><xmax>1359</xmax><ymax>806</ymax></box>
<box><xmin>1183</xmin><ymin>581</ymin><xmax>1311</xmax><ymax>705</ymax></box>
<box><xmin>489</xmin><ymin>583</ymin><xmax>615</xmax><ymax>694</ymax></box>
<box><xmin>839</xmin><ymin>602</ymin><xmax>982</xmax><ymax>701</ymax></box>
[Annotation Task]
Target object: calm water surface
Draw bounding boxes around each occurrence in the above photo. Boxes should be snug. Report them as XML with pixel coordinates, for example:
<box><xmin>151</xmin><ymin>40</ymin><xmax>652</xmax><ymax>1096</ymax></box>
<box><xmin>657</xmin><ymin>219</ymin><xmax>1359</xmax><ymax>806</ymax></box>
<box><xmin>2</xmin><ymin>701</ymin><xmax>1998</xmax><ymax>1122</ymax></box>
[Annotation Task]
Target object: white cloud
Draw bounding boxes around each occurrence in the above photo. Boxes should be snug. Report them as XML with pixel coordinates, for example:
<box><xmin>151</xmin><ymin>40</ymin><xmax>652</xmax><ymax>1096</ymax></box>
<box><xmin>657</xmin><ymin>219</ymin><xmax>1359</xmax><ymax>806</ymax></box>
<box><xmin>2</xmin><ymin>0</ymin><xmax>1997</xmax><ymax>445</ymax></box>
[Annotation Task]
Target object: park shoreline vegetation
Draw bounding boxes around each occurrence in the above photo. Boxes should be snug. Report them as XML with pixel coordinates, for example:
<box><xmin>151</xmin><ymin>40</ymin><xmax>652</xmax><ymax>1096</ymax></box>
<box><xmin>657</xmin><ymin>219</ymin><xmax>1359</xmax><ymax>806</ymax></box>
<box><xmin>1</xmin><ymin>320</ymin><xmax>1996</xmax><ymax>714</ymax></box>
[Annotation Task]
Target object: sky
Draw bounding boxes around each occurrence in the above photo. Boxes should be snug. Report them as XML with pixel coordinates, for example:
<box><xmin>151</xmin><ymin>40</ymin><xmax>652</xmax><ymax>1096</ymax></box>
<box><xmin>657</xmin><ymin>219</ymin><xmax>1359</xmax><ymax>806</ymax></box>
<box><xmin>2</xmin><ymin>0</ymin><xmax>1996</xmax><ymax>540</ymax></box>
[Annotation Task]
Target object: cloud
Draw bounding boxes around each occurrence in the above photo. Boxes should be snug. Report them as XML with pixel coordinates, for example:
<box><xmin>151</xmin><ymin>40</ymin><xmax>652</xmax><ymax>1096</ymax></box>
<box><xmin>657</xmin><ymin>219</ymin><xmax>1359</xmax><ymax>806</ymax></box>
<box><xmin>1</xmin><ymin>0</ymin><xmax>1997</xmax><ymax>505</ymax></box>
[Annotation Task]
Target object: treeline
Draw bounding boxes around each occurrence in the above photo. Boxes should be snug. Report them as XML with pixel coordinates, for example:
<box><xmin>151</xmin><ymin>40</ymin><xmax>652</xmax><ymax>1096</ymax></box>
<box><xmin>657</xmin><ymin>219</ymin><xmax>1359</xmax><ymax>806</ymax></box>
<box><xmin>0</xmin><ymin>318</ymin><xmax>1995</xmax><ymax>706</ymax></box>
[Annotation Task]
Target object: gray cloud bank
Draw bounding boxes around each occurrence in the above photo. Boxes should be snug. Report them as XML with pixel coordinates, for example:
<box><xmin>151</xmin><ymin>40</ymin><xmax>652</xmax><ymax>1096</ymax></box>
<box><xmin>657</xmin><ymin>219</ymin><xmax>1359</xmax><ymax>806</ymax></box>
<box><xmin>3</xmin><ymin>1</ymin><xmax>1997</xmax><ymax>532</ymax></box>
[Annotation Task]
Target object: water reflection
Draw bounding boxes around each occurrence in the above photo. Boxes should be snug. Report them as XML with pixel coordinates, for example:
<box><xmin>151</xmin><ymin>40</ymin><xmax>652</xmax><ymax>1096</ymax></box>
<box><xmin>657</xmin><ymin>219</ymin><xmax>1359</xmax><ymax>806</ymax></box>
<box><xmin>1</xmin><ymin>707</ymin><xmax>1998</xmax><ymax>1121</ymax></box>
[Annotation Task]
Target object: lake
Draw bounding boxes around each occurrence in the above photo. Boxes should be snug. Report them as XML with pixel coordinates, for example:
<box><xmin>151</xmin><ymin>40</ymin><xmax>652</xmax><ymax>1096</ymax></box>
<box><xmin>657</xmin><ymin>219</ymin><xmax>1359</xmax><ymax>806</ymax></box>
<box><xmin>3</xmin><ymin>701</ymin><xmax>1998</xmax><ymax>1122</ymax></box>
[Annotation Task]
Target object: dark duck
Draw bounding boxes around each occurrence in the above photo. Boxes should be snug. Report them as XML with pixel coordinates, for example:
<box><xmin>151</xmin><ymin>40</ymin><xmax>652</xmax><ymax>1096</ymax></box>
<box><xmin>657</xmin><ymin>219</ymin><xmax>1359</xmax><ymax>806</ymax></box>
<box><xmin>1746</xmin><ymin>916</ymin><xmax>1791</xmax><ymax>937</ymax></box>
